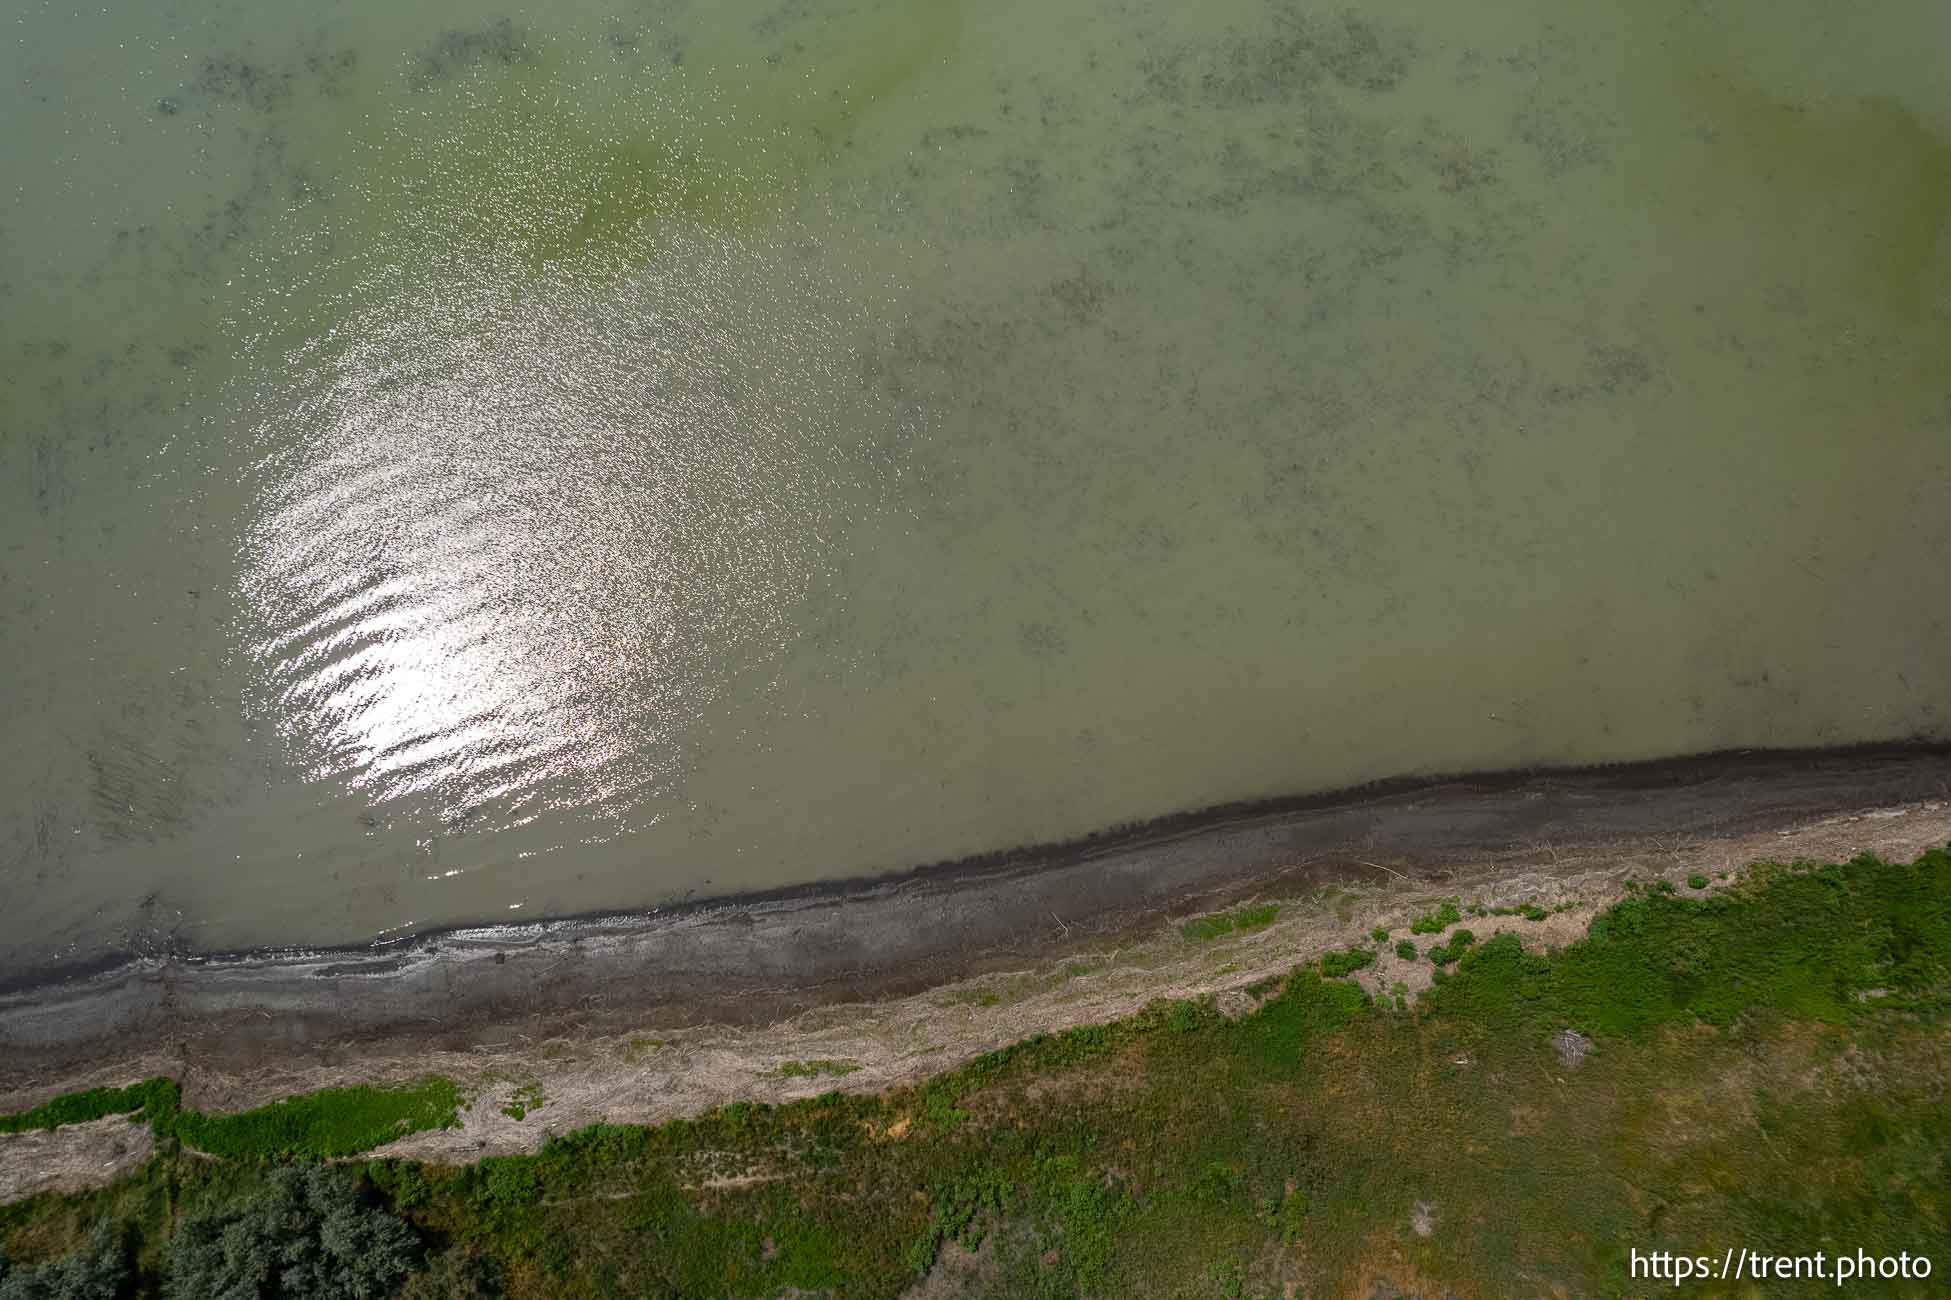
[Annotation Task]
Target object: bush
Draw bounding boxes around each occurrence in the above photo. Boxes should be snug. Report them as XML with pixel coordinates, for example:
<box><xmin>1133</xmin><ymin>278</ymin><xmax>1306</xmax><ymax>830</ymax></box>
<box><xmin>907</xmin><ymin>1170</ymin><xmax>1013</xmax><ymax>1274</ymax></box>
<box><xmin>1181</xmin><ymin>904</ymin><xmax>1281</xmax><ymax>941</ymax></box>
<box><xmin>165</xmin><ymin>1166</ymin><xmax>421</xmax><ymax>1300</ymax></box>
<box><xmin>1319</xmin><ymin>947</ymin><xmax>1375</xmax><ymax>978</ymax></box>
<box><xmin>397</xmin><ymin>1251</ymin><xmax>505</xmax><ymax>1300</ymax></box>
<box><xmin>0</xmin><ymin>1222</ymin><xmax>131</xmax><ymax>1300</ymax></box>
<box><xmin>1395</xmin><ymin>940</ymin><xmax>1417</xmax><ymax>960</ymax></box>
<box><xmin>1370</xmin><ymin>927</ymin><xmax>1389</xmax><ymax>942</ymax></box>
<box><xmin>1410</xmin><ymin>901</ymin><xmax>1462</xmax><ymax>935</ymax></box>
<box><xmin>392</xmin><ymin>1249</ymin><xmax>503</xmax><ymax>1296</ymax></box>
<box><xmin>169</xmin><ymin>1080</ymin><xmax>460</xmax><ymax>1160</ymax></box>
<box><xmin>0</xmin><ymin>1079</ymin><xmax>177</xmax><ymax>1136</ymax></box>
<box><xmin>1687</xmin><ymin>873</ymin><xmax>1709</xmax><ymax>890</ymax></box>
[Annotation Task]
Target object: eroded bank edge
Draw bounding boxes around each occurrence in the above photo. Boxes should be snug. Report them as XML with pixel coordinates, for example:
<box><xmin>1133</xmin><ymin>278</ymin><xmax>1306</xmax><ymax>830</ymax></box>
<box><xmin>2</xmin><ymin>841</ymin><xmax>1948</xmax><ymax>1300</ymax></box>
<box><xmin>4</xmin><ymin>746</ymin><xmax>1949</xmax><ymax>1086</ymax></box>
<box><xmin>5</xmin><ymin>791</ymin><xmax>1948</xmax><ymax>1206</ymax></box>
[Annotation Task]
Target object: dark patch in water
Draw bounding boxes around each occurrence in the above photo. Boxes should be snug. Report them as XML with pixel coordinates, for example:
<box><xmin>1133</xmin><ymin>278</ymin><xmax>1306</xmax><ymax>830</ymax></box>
<box><xmin>196</xmin><ymin>55</ymin><xmax>296</xmax><ymax>113</ymax></box>
<box><xmin>409</xmin><ymin>19</ymin><xmax>536</xmax><ymax>89</ymax></box>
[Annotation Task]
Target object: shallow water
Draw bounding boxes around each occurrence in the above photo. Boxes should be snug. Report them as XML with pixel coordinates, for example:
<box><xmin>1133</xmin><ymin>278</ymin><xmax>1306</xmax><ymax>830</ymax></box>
<box><xmin>2</xmin><ymin>0</ymin><xmax>1948</xmax><ymax>970</ymax></box>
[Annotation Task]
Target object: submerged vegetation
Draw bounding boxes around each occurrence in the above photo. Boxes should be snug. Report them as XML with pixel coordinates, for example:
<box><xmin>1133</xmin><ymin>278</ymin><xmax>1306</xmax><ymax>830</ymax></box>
<box><xmin>3</xmin><ymin>849</ymin><xmax>1949</xmax><ymax>1297</ymax></box>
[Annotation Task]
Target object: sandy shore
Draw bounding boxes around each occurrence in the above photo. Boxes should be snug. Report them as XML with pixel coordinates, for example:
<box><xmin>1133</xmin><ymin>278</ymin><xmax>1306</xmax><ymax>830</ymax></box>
<box><xmin>3</xmin><ymin>745</ymin><xmax>1949</xmax><ymax>1202</ymax></box>
<box><xmin>1</xmin><ymin>744</ymin><xmax>1944</xmax><ymax>1079</ymax></box>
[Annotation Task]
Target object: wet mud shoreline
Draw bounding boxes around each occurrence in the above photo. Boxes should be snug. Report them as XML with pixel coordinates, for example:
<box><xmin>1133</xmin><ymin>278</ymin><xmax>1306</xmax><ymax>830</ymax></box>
<box><xmin>3</xmin><ymin>742</ymin><xmax>1948</xmax><ymax>1090</ymax></box>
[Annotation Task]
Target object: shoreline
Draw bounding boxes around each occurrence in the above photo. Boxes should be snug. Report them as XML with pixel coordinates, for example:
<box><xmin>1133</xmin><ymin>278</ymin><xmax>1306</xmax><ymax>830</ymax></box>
<box><xmin>2</xmin><ymin>782</ymin><xmax>1946</xmax><ymax>1207</ymax></box>
<box><xmin>3</xmin><ymin>742</ymin><xmax>1948</xmax><ymax>1097</ymax></box>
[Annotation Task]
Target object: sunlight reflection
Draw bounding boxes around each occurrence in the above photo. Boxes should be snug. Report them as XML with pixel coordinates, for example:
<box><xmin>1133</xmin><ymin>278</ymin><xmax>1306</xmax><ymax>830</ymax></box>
<box><xmin>237</xmin><ymin>229</ymin><xmax>881</xmax><ymax>843</ymax></box>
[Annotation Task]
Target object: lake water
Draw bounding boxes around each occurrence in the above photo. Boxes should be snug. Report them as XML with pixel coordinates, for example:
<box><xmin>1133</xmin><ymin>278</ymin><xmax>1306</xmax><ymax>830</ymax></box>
<box><xmin>3</xmin><ymin>0</ymin><xmax>1948</xmax><ymax>971</ymax></box>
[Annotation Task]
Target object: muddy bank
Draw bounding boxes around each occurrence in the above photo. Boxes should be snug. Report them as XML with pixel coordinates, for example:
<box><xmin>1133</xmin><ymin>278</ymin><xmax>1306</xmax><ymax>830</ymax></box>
<box><xmin>3</xmin><ymin>759</ymin><xmax>1951</xmax><ymax>1203</ymax></box>
<box><xmin>3</xmin><ymin>745</ymin><xmax>1946</xmax><ymax>1097</ymax></box>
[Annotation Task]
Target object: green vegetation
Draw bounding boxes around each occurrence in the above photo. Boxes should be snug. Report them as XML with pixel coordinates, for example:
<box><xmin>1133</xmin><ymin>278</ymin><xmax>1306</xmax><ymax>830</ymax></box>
<box><xmin>0</xmin><ymin>1080</ymin><xmax>176</xmax><ymax>1136</ymax></box>
<box><xmin>1369</xmin><ymin>927</ymin><xmax>1389</xmax><ymax>943</ymax></box>
<box><xmin>1426</xmin><ymin>929</ymin><xmax>1477</xmax><ymax>967</ymax></box>
<box><xmin>1687</xmin><ymin>872</ymin><xmax>1711</xmax><ymax>889</ymax></box>
<box><xmin>1</xmin><ymin>1078</ymin><xmax>458</xmax><ymax>1163</ymax></box>
<box><xmin>501</xmin><ymin>1083</ymin><xmax>547</xmax><ymax>1123</ymax></box>
<box><xmin>1394</xmin><ymin>939</ymin><xmax>1417</xmax><ymax>960</ymax></box>
<box><xmin>168</xmin><ymin>1081</ymin><xmax>462</xmax><ymax>1161</ymax></box>
<box><xmin>0</xmin><ymin>1220</ymin><xmax>130</xmax><ymax>1299</ymax></box>
<box><xmin>3</xmin><ymin>849</ymin><xmax>1949</xmax><ymax>1298</ymax></box>
<box><xmin>1179</xmin><ymin>903</ymin><xmax>1280</xmax><ymax>941</ymax></box>
<box><xmin>1408</xmin><ymin>899</ymin><xmax>1462</xmax><ymax>935</ymax></box>
<box><xmin>938</xmin><ymin>959</ymin><xmax>1109</xmax><ymax>1011</ymax></box>
<box><xmin>1316</xmin><ymin>947</ymin><xmax>1374</xmax><ymax>978</ymax></box>
<box><xmin>165</xmin><ymin>1165</ymin><xmax>419</xmax><ymax>1300</ymax></box>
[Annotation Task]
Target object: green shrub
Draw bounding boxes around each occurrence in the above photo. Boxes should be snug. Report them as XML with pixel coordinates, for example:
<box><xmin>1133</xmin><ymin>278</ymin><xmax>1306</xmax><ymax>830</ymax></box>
<box><xmin>1036</xmin><ymin>1160</ymin><xmax>1134</xmax><ymax>1289</ymax></box>
<box><xmin>0</xmin><ymin>1079</ymin><xmax>177</xmax><ymax>1136</ymax></box>
<box><xmin>1181</xmin><ymin>903</ymin><xmax>1281</xmax><ymax>941</ymax></box>
<box><xmin>0</xmin><ymin>1221</ymin><xmax>130</xmax><ymax>1300</ymax></box>
<box><xmin>1687</xmin><ymin>873</ymin><xmax>1709</xmax><ymax>890</ymax></box>
<box><xmin>1428</xmin><ymin>930</ymin><xmax>1477</xmax><ymax>968</ymax></box>
<box><xmin>499</xmin><ymin>1081</ymin><xmax>545</xmax><ymax>1121</ymax></box>
<box><xmin>396</xmin><ymin>1250</ymin><xmax>505</xmax><ymax>1300</ymax></box>
<box><xmin>907</xmin><ymin>1170</ymin><xmax>1012</xmax><ymax>1275</ymax></box>
<box><xmin>170</xmin><ymin>1080</ymin><xmax>461</xmax><ymax>1160</ymax></box>
<box><xmin>1233</xmin><ymin>972</ymin><xmax>1367</xmax><ymax>1072</ymax></box>
<box><xmin>1319</xmin><ymin>947</ymin><xmax>1375</xmax><ymax>978</ymax></box>
<box><xmin>1395</xmin><ymin>939</ymin><xmax>1417</xmax><ymax>960</ymax></box>
<box><xmin>1370</xmin><ymin>927</ymin><xmax>1389</xmax><ymax>942</ymax></box>
<box><xmin>1409</xmin><ymin>901</ymin><xmax>1462</xmax><ymax>935</ymax></box>
<box><xmin>165</xmin><ymin>1166</ymin><xmax>420</xmax><ymax>1300</ymax></box>
<box><xmin>365</xmin><ymin>1158</ymin><xmax>433</xmax><ymax>1211</ymax></box>
<box><xmin>1162</xmin><ymin>998</ymin><xmax>1205</xmax><ymax>1033</ymax></box>
<box><xmin>1419</xmin><ymin>851</ymin><xmax>1951</xmax><ymax>1035</ymax></box>
<box><xmin>456</xmin><ymin>1157</ymin><xmax>544</xmax><ymax>1227</ymax></box>
<box><xmin>1264</xmin><ymin>1189</ymin><xmax>1308</xmax><ymax>1242</ymax></box>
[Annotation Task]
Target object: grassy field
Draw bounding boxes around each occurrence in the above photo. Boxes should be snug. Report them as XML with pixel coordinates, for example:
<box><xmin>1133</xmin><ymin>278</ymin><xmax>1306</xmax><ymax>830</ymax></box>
<box><xmin>3</xmin><ymin>849</ymin><xmax>1948</xmax><ymax>1297</ymax></box>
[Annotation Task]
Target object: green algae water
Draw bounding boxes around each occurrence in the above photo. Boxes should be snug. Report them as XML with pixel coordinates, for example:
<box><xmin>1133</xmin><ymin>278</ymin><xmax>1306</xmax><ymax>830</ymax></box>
<box><xmin>2</xmin><ymin>0</ymin><xmax>1948</xmax><ymax>970</ymax></box>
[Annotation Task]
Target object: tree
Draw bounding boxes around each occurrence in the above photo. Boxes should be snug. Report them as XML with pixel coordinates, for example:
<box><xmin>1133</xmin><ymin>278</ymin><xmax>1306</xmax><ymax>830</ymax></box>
<box><xmin>0</xmin><ymin>1221</ymin><xmax>131</xmax><ymax>1300</ymax></box>
<box><xmin>166</xmin><ymin>1165</ymin><xmax>421</xmax><ymax>1300</ymax></box>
